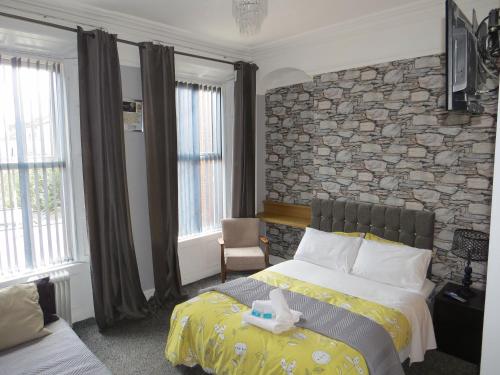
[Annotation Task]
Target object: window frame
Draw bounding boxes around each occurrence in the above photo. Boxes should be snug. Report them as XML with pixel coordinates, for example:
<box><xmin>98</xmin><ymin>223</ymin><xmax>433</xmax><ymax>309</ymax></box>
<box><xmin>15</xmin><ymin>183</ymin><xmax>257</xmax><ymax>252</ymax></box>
<box><xmin>0</xmin><ymin>54</ymin><xmax>77</xmax><ymax>278</ymax></box>
<box><xmin>176</xmin><ymin>80</ymin><xmax>225</xmax><ymax>239</ymax></box>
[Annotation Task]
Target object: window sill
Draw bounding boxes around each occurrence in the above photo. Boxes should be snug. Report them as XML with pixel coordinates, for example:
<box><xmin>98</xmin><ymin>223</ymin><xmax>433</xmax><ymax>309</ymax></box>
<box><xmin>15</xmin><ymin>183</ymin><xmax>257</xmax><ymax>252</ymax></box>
<box><xmin>0</xmin><ymin>261</ymin><xmax>89</xmax><ymax>288</ymax></box>
<box><xmin>178</xmin><ymin>229</ymin><xmax>222</xmax><ymax>244</ymax></box>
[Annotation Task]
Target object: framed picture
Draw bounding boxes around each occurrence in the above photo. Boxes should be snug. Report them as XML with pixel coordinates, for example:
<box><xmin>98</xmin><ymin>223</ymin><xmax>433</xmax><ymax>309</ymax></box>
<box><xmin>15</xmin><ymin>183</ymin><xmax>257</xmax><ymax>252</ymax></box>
<box><xmin>123</xmin><ymin>99</ymin><xmax>143</xmax><ymax>132</ymax></box>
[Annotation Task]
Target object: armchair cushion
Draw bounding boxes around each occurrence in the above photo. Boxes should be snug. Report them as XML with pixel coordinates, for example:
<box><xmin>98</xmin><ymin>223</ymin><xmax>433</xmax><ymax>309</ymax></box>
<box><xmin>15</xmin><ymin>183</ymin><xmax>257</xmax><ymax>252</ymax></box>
<box><xmin>222</xmin><ymin>218</ymin><xmax>260</xmax><ymax>248</ymax></box>
<box><xmin>225</xmin><ymin>246</ymin><xmax>266</xmax><ymax>271</ymax></box>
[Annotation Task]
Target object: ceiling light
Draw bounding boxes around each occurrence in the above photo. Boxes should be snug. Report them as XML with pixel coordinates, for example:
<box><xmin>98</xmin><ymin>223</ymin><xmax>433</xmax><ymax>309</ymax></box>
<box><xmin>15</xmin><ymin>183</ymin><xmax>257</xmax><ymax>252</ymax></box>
<box><xmin>232</xmin><ymin>0</ymin><xmax>268</xmax><ymax>36</ymax></box>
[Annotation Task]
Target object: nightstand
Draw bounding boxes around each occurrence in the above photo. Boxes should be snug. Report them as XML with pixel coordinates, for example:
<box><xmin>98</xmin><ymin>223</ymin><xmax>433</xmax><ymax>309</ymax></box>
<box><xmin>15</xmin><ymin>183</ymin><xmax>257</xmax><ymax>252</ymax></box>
<box><xmin>433</xmin><ymin>282</ymin><xmax>485</xmax><ymax>364</ymax></box>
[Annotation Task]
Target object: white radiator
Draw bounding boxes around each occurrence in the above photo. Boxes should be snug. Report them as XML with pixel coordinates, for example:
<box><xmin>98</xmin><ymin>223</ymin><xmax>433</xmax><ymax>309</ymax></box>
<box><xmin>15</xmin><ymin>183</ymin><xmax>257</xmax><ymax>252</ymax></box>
<box><xmin>30</xmin><ymin>270</ymin><xmax>72</xmax><ymax>324</ymax></box>
<box><xmin>50</xmin><ymin>270</ymin><xmax>72</xmax><ymax>324</ymax></box>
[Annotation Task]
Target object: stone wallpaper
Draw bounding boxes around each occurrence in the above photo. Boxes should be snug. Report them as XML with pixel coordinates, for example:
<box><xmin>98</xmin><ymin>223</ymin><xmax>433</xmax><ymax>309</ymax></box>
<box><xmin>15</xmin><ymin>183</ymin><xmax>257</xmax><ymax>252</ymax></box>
<box><xmin>265</xmin><ymin>54</ymin><xmax>497</xmax><ymax>289</ymax></box>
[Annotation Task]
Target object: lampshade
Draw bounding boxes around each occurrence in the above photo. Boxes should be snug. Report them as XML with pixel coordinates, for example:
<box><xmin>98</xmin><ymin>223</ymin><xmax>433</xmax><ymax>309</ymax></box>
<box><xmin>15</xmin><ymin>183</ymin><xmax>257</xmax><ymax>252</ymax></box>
<box><xmin>232</xmin><ymin>0</ymin><xmax>268</xmax><ymax>35</ymax></box>
<box><xmin>451</xmin><ymin>229</ymin><xmax>489</xmax><ymax>262</ymax></box>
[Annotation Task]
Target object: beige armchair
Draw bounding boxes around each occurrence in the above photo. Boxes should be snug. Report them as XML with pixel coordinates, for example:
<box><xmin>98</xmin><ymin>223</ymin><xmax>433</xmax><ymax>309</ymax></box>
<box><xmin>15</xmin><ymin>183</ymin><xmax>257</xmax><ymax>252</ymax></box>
<box><xmin>218</xmin><ymin>218</ymin><xmax>269</xmax><ymax>283</ymax></box>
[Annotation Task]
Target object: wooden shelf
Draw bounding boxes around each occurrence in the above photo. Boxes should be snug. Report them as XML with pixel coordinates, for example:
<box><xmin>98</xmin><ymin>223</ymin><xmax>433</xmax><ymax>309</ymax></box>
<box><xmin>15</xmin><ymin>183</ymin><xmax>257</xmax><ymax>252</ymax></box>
<box><xmin>256</xmin><ymin>214</ymin><xmax>311</xmax><ymax>228</ymax></box>
<box><xmin>256</xmin><ymin>200</ymin><xmax>311</xmax><ymax>229</ymax></box>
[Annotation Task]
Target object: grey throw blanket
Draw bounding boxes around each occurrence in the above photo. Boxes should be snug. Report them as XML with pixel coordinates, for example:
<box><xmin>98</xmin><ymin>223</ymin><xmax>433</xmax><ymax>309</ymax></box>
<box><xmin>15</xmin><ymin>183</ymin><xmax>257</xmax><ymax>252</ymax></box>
<box><xmin>202</xmin><ymin>277</ymin><xmax>404</xmax><ymax>375</ymax></box>
<box><xmin>0</xmin><ymin>319</ymin><xmax>110</xmax><ymax>375</ymax></box>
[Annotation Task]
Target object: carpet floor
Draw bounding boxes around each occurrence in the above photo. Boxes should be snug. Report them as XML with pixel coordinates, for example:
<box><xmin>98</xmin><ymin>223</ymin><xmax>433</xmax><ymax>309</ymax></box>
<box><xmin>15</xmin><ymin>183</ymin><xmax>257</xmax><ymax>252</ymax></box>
<box><xmin>73</xmin><ymin>273</ymin><xmax>479</xmax><ymax>375</ymax></box>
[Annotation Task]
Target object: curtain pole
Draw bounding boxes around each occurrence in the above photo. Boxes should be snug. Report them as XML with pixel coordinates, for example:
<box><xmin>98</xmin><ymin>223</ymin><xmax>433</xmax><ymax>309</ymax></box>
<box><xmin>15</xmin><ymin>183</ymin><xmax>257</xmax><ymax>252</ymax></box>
<box><xmin>0</xmin><ymin>10</ymin><xmax>238</xmax><ymax>67</ymax></box>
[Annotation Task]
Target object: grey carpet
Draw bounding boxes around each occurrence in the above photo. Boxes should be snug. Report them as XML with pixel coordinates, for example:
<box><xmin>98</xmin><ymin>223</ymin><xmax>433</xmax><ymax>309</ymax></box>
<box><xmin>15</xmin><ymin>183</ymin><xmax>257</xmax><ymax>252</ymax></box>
<box><xmin>73</xmin><ymin>273</ymin><xmax>479</xmax><ymax>375</ymax></box>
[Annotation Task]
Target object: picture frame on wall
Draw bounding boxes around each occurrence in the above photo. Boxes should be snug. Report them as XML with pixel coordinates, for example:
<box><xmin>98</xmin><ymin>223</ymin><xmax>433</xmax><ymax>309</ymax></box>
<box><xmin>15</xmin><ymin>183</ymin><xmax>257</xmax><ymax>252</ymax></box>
<box><xmin>123</xmin><ymin>99</ymin><xmax>143</xmax><ymax>132</ymax></box>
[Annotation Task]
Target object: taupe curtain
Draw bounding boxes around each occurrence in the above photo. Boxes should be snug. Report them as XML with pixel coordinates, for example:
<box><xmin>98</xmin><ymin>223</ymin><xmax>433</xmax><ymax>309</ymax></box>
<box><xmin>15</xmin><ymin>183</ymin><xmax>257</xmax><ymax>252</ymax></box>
<box><xmin>77</xmin><ymin>27</ymin><xmax>148</xmax><ymax>329</ymax></box>
<box><xmin>232</xmin><ymin>62</ymin><xmax>259</xmax><ymax>218</ymax></box>
<box><xmin>139</xmin><ymin>43</ymin><xmax>183</xmax><ymax>303</ymax></box>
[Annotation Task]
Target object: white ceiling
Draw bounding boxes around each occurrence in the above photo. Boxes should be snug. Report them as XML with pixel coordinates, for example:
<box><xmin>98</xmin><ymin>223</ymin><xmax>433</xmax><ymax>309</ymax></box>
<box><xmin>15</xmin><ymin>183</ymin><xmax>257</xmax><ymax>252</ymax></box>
<box><xmin>53</xmin><ymin>0</ymin><xmax>418</xmax><ymax>48</ymax></box>
<box><xmin>0</xmin><ymin>17</ymin><xmax>76</xmax><ymax>58</ymax></box>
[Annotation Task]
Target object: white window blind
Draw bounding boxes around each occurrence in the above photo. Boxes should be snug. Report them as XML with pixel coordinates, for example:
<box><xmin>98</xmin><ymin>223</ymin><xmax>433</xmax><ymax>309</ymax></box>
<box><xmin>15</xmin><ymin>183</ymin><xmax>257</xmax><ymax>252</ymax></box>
<box><xmin>0</xmin><ymin>56</ymin><xmax>73</xmax><ymax>278</ymax></box>
<box><xmin>177</xmin><ymin>82</ymin><xmax>223</xmax><ymax>238</ymax></box>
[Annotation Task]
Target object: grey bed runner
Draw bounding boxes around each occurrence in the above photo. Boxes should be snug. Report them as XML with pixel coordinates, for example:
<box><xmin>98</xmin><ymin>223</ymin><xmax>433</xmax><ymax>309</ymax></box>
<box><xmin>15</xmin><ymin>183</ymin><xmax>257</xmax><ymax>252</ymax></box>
<box><xmin>202</xmin><ymin>277</ymin><xmax>404</xmax><ymax>375</ymax></box>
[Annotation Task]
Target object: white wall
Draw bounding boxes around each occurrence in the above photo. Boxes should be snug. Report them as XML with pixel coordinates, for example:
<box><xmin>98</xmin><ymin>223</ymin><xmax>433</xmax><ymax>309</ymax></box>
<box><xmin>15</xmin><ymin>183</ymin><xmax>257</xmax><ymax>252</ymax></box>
<box><xmin>177</xmin><ymin>232</ymin><xmax>222</xmax><ymax>285</ymax></box>
<box><xmin>63</xmin><ymin>60</ymin><xmax>94</xmax><ymax>322</ymax></box>
<box><xmin>480</xmin><ymin>83</ymin><xmax>500</xmax><ymax>374</ymax></box>
<box><xmin>120</xmin><ymin>65</ymin><xmax>155</xmax><ymax>294</ymax></box>
<box><xmin>63</xmin><ymin>263</ymin><xmax>93</xmax><ymax>322</ymax></box>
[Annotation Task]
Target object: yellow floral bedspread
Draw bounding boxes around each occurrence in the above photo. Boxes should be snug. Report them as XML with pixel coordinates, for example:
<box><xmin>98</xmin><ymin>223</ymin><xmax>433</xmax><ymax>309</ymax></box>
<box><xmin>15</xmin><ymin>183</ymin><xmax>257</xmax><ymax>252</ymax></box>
<box><xmin>165</xmin><ymin>270</ymin><xmax>410</xmax><ymax>375</ymax></box>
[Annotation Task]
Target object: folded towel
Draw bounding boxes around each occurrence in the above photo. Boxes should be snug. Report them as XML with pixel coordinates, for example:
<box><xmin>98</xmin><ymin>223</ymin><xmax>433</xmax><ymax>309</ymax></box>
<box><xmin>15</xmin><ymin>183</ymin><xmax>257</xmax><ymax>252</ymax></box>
<box><xmin>251</xmin><ymin>300</ymin><xmax>275</xmax><ymax>319</ymax></box>
<box><xmin>242</xmin><ymin>310</ymin><xmax>302</xmax><ymax>334</ymax></box>
<box><xmin>244</xmin><ymin>288</ymin><xmax>302</xmax><ymax>334</ymax></box>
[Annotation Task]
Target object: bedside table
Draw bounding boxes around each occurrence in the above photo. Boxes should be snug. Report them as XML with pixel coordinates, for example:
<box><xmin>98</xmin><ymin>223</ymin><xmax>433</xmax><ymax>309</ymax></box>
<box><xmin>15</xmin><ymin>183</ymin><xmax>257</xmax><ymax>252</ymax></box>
<box><xmin>433</xmin><ymin>282</ymin><xmax>485</xmax><ymax>364</ymax></box>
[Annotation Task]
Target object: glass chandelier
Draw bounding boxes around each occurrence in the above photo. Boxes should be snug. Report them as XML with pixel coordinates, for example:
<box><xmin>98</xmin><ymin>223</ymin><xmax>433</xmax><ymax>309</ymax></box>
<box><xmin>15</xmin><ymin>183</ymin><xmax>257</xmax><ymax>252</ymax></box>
<box><xmin>232</xmin><ymin>0</ymin><xmax>268</xmax><ymax>36</ymax></box>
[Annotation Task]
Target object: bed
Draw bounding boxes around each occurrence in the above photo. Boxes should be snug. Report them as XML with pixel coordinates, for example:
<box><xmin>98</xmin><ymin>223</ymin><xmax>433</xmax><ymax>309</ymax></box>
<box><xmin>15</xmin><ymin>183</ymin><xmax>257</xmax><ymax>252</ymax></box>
<box><xmin>0</xmin><ymin>319</ymin><xmax>110</xmax><ymax>375</ymax></box>
<box><xmin>166</xmin><ymin>198</ymin><xmax>437</xmax><ymax>374</ymax></box>
<box><xmin>0</xmin><ymin>282</ymin><xmax>110</xmax><ymax>375</ymax></box>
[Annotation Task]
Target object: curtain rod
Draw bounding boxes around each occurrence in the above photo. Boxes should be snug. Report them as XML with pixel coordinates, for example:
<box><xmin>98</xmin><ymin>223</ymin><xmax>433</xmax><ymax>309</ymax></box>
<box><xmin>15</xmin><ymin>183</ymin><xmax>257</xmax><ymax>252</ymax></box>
<box><xmin>0</xmin><ymin>10</ymin><xmax>238</xmax><ymax>67</ymax></box>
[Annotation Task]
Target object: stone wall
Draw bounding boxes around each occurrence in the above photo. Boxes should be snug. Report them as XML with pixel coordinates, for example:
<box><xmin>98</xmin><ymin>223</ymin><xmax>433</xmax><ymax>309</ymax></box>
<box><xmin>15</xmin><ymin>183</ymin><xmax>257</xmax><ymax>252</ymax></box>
<box><xmin>265</xmin><ymin>54</ymin><xmax>497</xmax><ymax>289</ymax></box>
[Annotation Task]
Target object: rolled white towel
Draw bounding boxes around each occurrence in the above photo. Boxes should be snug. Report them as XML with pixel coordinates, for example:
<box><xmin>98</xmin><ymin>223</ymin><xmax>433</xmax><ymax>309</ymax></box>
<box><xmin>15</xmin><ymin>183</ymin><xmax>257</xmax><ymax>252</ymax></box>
<box><xmin>270</xmin><ymin>288</ymin><xmax>296</xmax><ymax>323</ymax></box>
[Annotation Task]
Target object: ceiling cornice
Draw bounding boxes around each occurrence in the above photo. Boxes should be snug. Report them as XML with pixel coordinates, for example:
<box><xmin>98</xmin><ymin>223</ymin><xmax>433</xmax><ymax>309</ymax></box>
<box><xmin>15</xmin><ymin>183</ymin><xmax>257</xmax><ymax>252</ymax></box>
<box><xmin>0</xmin><ymin>0</ymin><xmax>252</xmax><ymax>62</ymax></box>
<box><xmin>250</xmin><ymin>0</ymin><xmax>499</xmax><ymax>59</ymax></box>
<box><xmin>250</xmin><ymin>0</ymin><xmax>444</xmax><ymax>59</ymax></box>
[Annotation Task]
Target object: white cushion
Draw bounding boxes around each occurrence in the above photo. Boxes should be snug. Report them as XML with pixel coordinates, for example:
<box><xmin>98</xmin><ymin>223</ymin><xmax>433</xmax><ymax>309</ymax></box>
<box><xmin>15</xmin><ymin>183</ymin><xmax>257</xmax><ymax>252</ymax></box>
<box><xmin>294</xmin><ymin>227</ymin><xmax>363</xmax><ymax>272</ymax></box>
<box><xmin>351</xmin><ymin>238</ymin><xmax>432</xmax><ymax>291</ymax></box>
<box><xmin>0</xmin><ymin>283</ymin><xmax>51</xmax><ymax>351</ymax></box>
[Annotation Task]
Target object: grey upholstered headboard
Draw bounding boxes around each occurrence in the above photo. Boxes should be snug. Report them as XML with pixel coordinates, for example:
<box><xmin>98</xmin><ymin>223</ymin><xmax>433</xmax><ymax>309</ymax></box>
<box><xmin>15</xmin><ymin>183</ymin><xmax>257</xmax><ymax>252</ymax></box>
<box><xmin>310</xmin><ymin>198</ymin><xmax>435</xmax><ymax>275</ymax></box>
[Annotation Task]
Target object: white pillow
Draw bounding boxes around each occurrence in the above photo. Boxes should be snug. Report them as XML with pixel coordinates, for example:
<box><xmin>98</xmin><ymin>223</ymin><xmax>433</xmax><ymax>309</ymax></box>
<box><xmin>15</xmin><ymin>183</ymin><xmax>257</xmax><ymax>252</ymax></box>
<box><xmin>351</xmin><ymin>238</ymin><xmax>432</xmax><ymax>291</ymax></box>
<box><xmin>294</xmin><ymin>227</ymin><xmax>363</xmax><ymax>272</ymax></box>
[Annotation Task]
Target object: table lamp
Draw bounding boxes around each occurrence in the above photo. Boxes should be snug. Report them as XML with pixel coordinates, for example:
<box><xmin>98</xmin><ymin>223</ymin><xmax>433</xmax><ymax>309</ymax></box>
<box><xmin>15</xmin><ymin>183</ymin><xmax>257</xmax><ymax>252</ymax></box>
<box><xmin>451</xmin><ymin>229</ymin><xmax>489</xmax><ymax>297</ymax></box>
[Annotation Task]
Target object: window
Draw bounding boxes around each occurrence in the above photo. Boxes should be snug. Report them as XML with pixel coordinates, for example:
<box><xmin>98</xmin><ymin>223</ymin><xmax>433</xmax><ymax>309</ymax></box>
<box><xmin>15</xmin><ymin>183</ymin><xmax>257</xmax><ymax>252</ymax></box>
<box><xmin>176</xmin><ymin>82</ymin><xmax>223</xmax><ymax>238</ymax></box>
<box><xmin>0</xmin><ymin>56</ymin><xmax>73</xmax><ymax>278</ymax></box>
